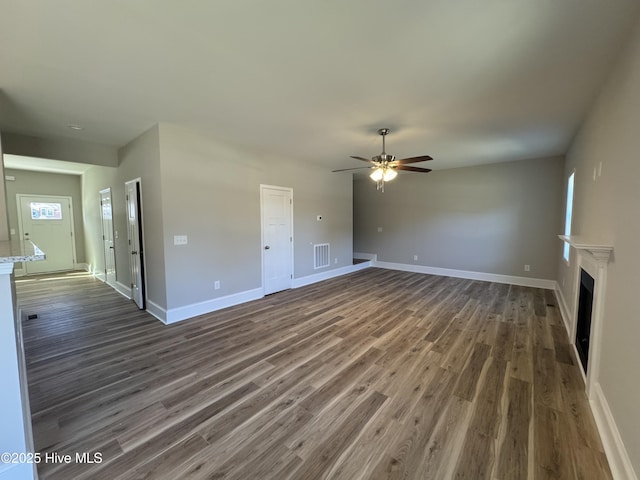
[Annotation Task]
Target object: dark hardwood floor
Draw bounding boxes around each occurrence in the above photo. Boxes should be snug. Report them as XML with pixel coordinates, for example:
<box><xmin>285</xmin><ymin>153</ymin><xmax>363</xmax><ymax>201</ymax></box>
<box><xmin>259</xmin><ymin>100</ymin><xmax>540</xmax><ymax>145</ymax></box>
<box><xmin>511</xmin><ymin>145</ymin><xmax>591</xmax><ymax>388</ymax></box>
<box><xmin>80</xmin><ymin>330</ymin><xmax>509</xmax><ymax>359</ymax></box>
<box><xmin>16</xmin><ymin>268</ymin><xmax>611</xmax><ymax>479</ymax></box>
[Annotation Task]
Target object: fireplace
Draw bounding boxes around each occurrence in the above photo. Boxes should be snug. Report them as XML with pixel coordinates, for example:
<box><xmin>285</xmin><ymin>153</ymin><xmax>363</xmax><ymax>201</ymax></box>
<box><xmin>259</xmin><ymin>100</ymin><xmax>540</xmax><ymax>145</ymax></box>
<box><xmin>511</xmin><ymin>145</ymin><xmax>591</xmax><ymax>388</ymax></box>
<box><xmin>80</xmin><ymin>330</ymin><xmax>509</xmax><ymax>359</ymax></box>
<box><xmin>575</xmin><ymin>268</ymin><xmax>594</xmax><ymax>373</ymax></box>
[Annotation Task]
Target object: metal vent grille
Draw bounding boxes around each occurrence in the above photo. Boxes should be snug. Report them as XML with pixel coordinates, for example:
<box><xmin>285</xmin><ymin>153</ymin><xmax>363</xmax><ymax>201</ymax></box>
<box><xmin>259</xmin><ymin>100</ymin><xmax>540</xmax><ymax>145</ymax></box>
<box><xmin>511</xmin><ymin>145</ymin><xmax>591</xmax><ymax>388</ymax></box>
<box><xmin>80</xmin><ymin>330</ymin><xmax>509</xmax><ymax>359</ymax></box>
<box><xmin>314</xmin><ymin>243</ymin><xmax>330</xmax><ymax>269</ymax></box>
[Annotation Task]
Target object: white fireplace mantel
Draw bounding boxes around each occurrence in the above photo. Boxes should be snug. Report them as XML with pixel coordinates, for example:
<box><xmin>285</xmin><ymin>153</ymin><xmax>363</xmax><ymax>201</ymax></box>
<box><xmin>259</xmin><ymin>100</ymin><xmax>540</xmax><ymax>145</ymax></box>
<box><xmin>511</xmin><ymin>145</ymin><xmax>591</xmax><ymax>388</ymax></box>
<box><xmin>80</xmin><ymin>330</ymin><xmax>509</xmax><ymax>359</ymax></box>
<box><xmin>558</xmin><ymin>234</ymin><xmax>613</xmax><ymax>401</ymax></box>
<box><xmin>558</xmin><ymin>235</ymin><xmax>613</xmax><ymax>263</ymax></box>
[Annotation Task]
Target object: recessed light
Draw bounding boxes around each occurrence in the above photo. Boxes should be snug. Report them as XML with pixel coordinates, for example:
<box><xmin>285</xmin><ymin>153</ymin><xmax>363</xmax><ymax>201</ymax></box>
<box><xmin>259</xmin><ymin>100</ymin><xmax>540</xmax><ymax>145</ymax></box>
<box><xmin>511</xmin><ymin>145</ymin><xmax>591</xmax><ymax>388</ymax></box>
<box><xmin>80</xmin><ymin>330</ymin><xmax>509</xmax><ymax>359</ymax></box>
<box><xmin>67</xmin><ymin>124</ymin><xmax>84</xmax><ymax>131</ymax></box>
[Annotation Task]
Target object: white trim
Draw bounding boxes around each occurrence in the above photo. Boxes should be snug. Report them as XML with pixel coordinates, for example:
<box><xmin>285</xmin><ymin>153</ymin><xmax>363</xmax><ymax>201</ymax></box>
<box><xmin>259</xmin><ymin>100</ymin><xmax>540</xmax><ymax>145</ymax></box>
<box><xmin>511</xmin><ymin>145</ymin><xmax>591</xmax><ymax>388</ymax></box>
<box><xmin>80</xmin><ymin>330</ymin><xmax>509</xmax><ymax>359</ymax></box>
<box><xmin>93</xmin><ymin>271</ymin><xmax>107</xmax><ymax>283</ymax></box>
<box><xmin>591</xmin><ymin>383</ymin><xmax>638</xmax><ymax>480</ymax></box>
<box><xmin>114</xmin><ymin>281</ymin><xmax>132</xmax><ymax>300</ymax></box>
<box><xmin>292</xmin><ymin>262</ymin><xmax>371</xmax><ymax>288</ymax></box>
<box><xmin>353</xmin><ymin>252</ymin><xmax>378</xmax><ymax>261</ymax></box>
<box><xmin>554</xmin><ymin>281</ymin><xmax>572</xmax><ymax>336</ymax></box>
<box><xmin>145</xmin><ymin>300</ymin><xmax>167</xmax><ymax>324</ymax></box>
<box><xmin>0</xmin><ymin>263</ymin><xmax>15</xmax><ymax>275</ymax></box>
<box><xmin>74</xmin><ymin>262</ymin><xmax>89</xmax><ymax>272</ymax></box>
<box><xmin>373</xmin><ymin>261</ymin><xmax>556</xmax><ymax>289</ymax></box>
<box><xmin>164</xmin><ymin>288</ymin><xmax>264</xmax><ymax>324</ymax></box>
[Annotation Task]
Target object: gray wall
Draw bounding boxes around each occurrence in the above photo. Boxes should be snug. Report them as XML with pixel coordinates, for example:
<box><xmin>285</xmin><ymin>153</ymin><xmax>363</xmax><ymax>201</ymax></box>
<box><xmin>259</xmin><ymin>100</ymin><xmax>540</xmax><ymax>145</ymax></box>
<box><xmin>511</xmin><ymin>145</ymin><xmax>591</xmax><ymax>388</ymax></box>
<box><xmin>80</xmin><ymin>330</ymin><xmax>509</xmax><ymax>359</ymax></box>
<box><xmin>1</xmin><ymin>132</ymin><xmax>118</xmax><ymax>167</ymax></box>
<box><xmin>81</xmin><ymin>165</ymin><xmax>118</xmax><ymax>279</ymax></box>
<box><xmin>0</xmin><ymin>134</ymin><xmax>8</xmax><ymax>241</ymax></box>
<box><xmin>81</xmin><ymin>125</ymin><xmax>167</xmax><ymax>308</ymax></box>
<box><xmin>354</xmin><ymin>156</ymin><xmax>564</xmax><ymax>280</ymax></box>
<box><xmin>557</xmin><ymin>17</ymin><xmax>640</xmax><ymax>473</ymax></box>
<box><xmin>158</xmin><ymin>123</ymin><xmax>353</xmax><ymax>309</ymax></box>
<box><xmin>115</xmin><ymin>124</ymin><xmax>167</xmax><ymax>309</ymax></box>
<box><xmin>4</xmin><ymin>168</ymin><xmax>85</xmax><ymax>266</ymax></box>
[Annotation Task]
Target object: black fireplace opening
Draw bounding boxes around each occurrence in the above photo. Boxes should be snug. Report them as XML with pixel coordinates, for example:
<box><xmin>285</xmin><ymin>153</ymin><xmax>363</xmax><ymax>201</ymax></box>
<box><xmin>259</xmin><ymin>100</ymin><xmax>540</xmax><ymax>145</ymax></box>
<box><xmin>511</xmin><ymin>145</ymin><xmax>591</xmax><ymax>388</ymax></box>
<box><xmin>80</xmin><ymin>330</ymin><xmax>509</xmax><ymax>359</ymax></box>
<box><xmin>576</xmin><ymin>268</ymin><xmax>595</xmax><ymax>373</ymax></box>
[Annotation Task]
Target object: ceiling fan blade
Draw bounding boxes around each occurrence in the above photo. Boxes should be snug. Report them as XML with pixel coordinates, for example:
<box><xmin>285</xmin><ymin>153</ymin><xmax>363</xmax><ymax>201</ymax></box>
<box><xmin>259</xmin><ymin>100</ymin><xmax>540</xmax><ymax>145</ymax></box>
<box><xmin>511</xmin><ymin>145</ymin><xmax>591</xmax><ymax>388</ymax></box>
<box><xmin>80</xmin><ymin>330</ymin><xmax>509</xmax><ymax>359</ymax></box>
<box><xmin>332</xmin><ymin>166</ymin><xmax>373</xmax><ymax>172</ymax></box>
<box><xmin>395</xmin><ymin>165</ymin><xmax>432</xmax><ymax>173</ymax></box>
<box><xmin>350</xmin><ymin>155</ymin><xmax>376</xmax><ymax>164</ymax></box>
<box><xmin>395</xmin><ymin>155</ymin><xmax>433</xmax><ymax>164</ymax></box>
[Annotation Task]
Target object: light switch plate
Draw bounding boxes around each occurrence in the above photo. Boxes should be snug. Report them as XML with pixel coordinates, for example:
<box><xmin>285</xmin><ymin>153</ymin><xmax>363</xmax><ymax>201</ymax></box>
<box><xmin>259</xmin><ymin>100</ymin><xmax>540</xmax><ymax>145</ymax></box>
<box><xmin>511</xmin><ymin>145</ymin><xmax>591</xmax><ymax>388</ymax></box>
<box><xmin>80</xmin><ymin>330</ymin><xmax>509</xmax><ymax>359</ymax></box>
<box><xmin>174</xmin><ymin>235</ymin><xmax>188</xmax><ymax>245</ymax></box>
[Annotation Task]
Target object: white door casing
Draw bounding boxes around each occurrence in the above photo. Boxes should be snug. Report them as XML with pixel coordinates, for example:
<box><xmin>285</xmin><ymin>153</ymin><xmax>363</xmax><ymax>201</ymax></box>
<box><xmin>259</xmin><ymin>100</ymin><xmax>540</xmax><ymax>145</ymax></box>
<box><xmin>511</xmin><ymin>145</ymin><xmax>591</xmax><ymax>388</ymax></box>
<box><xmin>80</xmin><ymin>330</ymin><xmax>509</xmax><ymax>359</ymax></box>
<box><xmin>261</xmin><ymin>185</ymin><xmax>293</xmax><ymax>295</ymax></box>
<box><xmin>125</xmin><ymin>179</ymin><xmax>145</xmax><ymax>309</ymax></box>
<box><xmin>17</xmin><ymin>194</ymin><xmax>75</xmax><ymax>274</ymax></box>
<box><xmin>100</xmin><ymin>188</ymin><xmax>116</xmax><ymax>286</ymax></box>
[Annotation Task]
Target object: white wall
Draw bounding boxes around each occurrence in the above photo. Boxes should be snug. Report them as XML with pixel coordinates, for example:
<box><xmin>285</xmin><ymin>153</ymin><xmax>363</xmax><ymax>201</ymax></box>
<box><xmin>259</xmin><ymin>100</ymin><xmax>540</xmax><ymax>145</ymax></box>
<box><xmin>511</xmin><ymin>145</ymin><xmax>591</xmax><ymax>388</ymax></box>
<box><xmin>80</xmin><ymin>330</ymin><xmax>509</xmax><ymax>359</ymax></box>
<box><xmin>354</xmin><ymin>155</ymin><xmax>564</xmax><ymax>281</ymax></box>
<box><xmin>556</xmin><ymin>16</ymin><xmax>640</xmax><ymax>476</ymax></box>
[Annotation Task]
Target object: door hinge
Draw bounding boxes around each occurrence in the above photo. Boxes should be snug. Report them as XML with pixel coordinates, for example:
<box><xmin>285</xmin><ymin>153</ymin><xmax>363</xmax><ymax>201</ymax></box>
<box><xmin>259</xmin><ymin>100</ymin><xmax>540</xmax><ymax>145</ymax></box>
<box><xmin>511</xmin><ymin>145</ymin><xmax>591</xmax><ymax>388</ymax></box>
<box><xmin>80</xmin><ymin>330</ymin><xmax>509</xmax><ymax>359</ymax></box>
<box><xmin>290</xmin><ymin>274</ymin><xmax>293</xmax><ymax>279</ymax></box>
<box><xmin>290</xmin><ymin>236</ymin><xmax>292</xmax><ymax>242</ymax></box>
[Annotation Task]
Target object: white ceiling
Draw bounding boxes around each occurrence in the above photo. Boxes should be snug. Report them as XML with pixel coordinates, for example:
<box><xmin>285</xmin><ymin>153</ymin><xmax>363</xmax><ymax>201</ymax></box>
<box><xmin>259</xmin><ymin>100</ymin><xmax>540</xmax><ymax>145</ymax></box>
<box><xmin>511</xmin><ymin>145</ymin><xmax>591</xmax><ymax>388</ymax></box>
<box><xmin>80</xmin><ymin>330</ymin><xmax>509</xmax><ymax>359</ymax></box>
<box><xmin>1</xmin><ymin>0</ymin><xmax>639</xmax><ymax>172</ymax></box>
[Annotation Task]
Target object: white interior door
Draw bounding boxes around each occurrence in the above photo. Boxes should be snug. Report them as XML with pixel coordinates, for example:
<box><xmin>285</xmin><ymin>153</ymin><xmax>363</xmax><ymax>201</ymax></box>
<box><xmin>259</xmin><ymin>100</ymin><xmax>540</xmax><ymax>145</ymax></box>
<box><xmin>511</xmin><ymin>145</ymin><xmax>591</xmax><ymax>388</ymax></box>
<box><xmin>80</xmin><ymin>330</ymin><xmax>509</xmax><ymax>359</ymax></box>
<box><xmin>261</xmin><ymin>185</ymin><xmax>293</xmax><ymax>295</ymax></box>
<box><xmin>125</xmin><ymin>180</ymin><xmax>145</xmax><ymax>309</ymax></box>
<box><xmin>18</xmin><ymin>195</ymin><xmax>75</xmax><ymax>274</ymax></box>
<box><xmin>100</xmin><ymin>188</ymin><xmax>116</xmax><ymax>286</ymax></box>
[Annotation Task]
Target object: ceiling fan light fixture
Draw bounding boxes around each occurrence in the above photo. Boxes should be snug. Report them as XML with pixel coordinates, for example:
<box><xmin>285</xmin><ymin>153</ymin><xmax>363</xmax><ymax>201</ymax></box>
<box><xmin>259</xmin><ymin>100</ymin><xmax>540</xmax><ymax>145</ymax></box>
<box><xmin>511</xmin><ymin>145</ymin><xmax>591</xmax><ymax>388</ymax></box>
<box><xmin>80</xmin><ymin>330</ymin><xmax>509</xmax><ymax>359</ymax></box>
<box><xmin>370</xmin><ymin>168</ymin><xmax>384</xmax><ymax>182</ymax></box>
<box><xmin>383</xmin><ymin>168</ymin><xmax>397</xmax><ymax>182</ymax></box>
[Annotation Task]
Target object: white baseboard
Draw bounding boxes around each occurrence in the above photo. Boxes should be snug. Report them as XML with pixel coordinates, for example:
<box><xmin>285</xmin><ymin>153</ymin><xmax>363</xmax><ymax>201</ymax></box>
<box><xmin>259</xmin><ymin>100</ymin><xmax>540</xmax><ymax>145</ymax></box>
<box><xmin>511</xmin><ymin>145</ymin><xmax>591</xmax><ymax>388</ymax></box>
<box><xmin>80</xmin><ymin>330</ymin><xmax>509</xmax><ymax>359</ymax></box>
<box><xmin>94</xmin><ymin>271</ymin><xmax>106</xmax><ymax>283</ymax></box>
<box><xmin>292</xmin><ymin>262</ymin><xmax>372</xmax><ymax>288</ymax></box>
<box><xmin>74</xmin><ymin>262</ymin><xmax>89</xmax><ymax>272</ymax></box>
<box><xmin>591</xmin><ymin>383</ymin><xmax>638</xmax><ymax>480</ymax></box>
<box><xmin>146</xmin><ymin>300</ymin><xmax>167</xmax><ymax>324</ymax></box>
<box><xmin>114</xmin><ymin>281</ymin><xmax>132</xmax><ymax>300</ymax></box>
<box><xmin>374</xmin><ymin>261</ymin><xmax>556</xmax><ymax>289</ymax></box>
<box><xmin>554</xmin><ymin>281</ymin><xmax>572</xmax><ymax>337</ymax></box>
<box><xmin>163</xmin><ymin>287</ymin><xmax>264</xmax><ymax>324</ymax></box>
<box><xmin>353</xmin><ymin>252</ymin><xmax>378</xmax><ymax>261</ymax></box>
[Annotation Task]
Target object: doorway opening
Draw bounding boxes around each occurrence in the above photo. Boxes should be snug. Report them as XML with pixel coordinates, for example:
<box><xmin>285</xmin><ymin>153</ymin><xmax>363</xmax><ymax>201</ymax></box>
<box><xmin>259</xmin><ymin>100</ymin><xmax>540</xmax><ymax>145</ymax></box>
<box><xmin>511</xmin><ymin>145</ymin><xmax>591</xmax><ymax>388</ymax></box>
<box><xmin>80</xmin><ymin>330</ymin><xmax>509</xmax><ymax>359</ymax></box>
<box><xmin>125</xmin><ymin>179</ymin><xmax>146</xmax><ymax>309</ymax></box>
<box><xmin>99</xmin><ymin>188</ymin><xmax>116</xmax><ymax>287</ymax></box>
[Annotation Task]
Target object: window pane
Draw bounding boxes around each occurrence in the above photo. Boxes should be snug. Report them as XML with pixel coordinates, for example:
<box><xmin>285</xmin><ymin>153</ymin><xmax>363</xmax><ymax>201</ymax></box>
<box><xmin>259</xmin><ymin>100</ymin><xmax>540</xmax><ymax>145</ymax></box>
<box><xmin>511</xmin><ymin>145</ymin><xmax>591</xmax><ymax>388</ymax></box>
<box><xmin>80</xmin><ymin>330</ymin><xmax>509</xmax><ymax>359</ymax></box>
<box><xmin>30</xmin><ymin>202</ymin><xmax>63</xmax><ymax>220</ymax></box>
<box><xmin>563</xmin><ymin>172</ymin><xmax>575</xmax><ymax>262</ymax></box>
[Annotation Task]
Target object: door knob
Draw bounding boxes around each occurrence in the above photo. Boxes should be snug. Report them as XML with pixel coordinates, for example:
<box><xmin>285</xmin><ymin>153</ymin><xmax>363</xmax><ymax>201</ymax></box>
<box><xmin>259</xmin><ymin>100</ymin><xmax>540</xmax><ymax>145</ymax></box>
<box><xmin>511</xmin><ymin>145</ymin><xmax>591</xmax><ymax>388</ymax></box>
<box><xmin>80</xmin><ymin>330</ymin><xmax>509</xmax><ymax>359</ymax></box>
<box><xmin>264</xmin><ymin>245</ymin><xmax>270</xmax><ymax>250</ymax></box>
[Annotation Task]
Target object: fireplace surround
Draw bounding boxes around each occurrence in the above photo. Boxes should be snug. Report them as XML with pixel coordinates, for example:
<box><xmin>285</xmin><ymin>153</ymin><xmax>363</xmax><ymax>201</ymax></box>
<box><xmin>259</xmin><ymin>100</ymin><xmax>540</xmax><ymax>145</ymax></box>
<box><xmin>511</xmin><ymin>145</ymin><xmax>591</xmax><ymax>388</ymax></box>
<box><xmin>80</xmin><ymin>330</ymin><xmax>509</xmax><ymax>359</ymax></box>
<box><xmin>558</xmin><ymin>235</ymin><xmax>613</xmax><ymax>398</ymax></box>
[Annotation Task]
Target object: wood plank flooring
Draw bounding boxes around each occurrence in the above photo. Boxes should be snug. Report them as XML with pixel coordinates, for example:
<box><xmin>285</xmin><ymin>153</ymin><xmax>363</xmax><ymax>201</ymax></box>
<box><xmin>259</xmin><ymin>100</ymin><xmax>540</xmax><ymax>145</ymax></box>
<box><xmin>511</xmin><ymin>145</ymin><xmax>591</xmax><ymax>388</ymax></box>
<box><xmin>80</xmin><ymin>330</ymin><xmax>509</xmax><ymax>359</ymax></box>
<box><xmin>16</xmin><ymin>268</ymin><xmax>612</xmax><ymax>479</ymax></box>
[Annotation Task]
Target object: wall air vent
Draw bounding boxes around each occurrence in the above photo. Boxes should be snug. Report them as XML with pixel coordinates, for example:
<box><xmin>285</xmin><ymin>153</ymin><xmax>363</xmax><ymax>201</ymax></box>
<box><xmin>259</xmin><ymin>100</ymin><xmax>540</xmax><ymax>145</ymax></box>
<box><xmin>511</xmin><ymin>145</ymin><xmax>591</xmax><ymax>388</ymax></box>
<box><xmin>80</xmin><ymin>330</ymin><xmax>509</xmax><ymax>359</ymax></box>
<box><xmin>314</xmin><ymin>243</ymin><xmax>330</xmax><ymax>269</ymax></box>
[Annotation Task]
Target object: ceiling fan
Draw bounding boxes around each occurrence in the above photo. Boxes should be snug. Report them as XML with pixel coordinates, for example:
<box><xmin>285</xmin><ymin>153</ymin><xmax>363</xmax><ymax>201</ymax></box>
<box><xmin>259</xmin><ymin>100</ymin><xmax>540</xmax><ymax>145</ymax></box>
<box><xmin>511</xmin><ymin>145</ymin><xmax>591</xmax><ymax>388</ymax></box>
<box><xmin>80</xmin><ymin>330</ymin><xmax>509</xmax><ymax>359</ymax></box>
<box><xmin>333</xmin><ymin>128</ymin><xmax>433</xmax><ymax>191</ymax></box>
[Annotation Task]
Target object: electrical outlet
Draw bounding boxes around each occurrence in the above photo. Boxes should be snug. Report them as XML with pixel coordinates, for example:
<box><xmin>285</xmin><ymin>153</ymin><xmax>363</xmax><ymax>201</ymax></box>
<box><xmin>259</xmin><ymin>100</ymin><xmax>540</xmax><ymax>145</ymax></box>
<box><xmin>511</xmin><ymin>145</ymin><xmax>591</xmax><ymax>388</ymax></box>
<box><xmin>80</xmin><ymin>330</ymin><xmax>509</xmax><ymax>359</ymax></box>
<box><xmin>413</xmin><ymin>255</ymin><xmax>418</xmax><ymax>261</ymax></box>
<box><xmin>524</xmin><ymin>264</ymin><xmax>530</xmax><ymax>272</ymax></box>
<box><xmin>214</xmin><ymin>280</ymin><xmax>220</xmax><ymax>290</ymax></box>
<box><xmin>377</xmin><ymin>227</ymin><xmax>383</xmax><ymax>232</ymax></box>
<box><xmin>174</xmin><ymin>235</ymin><xmax>188</xmax><ymax>245</ymax></box>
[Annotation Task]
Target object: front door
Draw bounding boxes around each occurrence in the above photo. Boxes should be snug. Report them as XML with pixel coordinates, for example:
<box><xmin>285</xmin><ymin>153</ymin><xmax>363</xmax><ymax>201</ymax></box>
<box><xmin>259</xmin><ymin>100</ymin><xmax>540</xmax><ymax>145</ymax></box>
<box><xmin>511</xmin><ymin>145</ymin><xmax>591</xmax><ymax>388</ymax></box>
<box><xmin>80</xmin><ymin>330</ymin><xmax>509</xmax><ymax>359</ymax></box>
<box><xmin>18</xmin><ymin>195</ymin><xmax>75</xmax><ymax>274</ymax></box>
<box><xmin>100</xmin><ymin>188</ymin><xmax>116</xmax><ymax>286</ymax></box>
<box><xmin>261</xmin><ymin>185</ymin><xmax>293</xmax><ymax>295</ymax></box>
<box><xmin>125</xmin><ymin>180</ymin><xmax>145</xmax><ymax>309</ymax></box>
